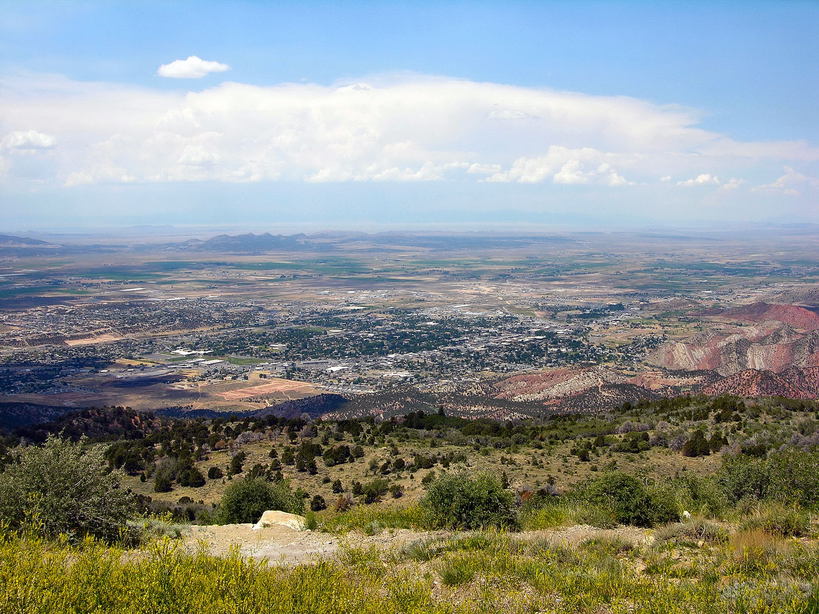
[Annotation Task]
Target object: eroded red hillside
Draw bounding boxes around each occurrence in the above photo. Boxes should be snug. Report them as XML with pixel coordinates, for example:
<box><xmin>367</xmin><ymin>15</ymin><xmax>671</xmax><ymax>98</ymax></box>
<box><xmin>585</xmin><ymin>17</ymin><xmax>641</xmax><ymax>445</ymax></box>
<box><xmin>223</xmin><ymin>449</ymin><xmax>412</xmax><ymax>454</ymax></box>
<box><xmin>718</xmin><ymin>302</ymin><xmax>819</xmax><ymax>330</ymax></box>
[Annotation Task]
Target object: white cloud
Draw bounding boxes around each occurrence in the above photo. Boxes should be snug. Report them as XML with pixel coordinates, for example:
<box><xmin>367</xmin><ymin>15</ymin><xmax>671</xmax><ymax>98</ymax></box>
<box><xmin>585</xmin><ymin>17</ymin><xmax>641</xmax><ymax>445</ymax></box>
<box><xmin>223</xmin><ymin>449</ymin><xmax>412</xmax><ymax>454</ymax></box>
<box><xmin>721</xmin><ymin>177</ymin><xmax>745</xmax><ymax>190</ymax></box>
<box><xmin>487</xmin><ymin>147</ymin><xmax>632</xmax><ymax>185</ymax></box>
<box><xmin>754</xmin><ymin>166</ymin><xmax>819</xmax><ymax>196</ymax></box>
<box><xmin>676</xmin><ymin>173</ymin><xmax>721</xmax><ymax>187</ymax></box>
<box><xmin>1</xmin><ymin>130</ymin><xmax>56</xmax><ymax>150</ymax></box>
<box><xmin>157</xmin><ymin>56</ymin><xmax>230</xmax><ymax>79</ymax></box>
<box><xmin>0</xmin><ymin>72</ymin><xmax>816</xmax><ymax>193</ymax></box>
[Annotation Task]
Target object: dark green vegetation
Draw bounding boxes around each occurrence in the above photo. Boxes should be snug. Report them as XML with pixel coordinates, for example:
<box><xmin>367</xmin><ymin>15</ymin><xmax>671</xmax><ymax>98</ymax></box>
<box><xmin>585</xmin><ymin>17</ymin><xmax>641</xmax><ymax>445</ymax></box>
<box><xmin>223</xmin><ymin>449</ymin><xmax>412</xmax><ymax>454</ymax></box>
<box><xmin>421</xmin><ymin>472</ymin><xmax>518</xmax><ymax>530</ymax></box>
<box><xmin>217</xmin><ymin>478</ymin><xmax>303</xmax><ymax>524</ymax></box>
<box><xmin>0</xmin><ymin>393</ymin><xmax>817</xmax><ymax>613</ymax></box>
<box><xmin>0</xmin><ymin>436</ymin><xmax>135</xmax><ymax>543</ymax></box>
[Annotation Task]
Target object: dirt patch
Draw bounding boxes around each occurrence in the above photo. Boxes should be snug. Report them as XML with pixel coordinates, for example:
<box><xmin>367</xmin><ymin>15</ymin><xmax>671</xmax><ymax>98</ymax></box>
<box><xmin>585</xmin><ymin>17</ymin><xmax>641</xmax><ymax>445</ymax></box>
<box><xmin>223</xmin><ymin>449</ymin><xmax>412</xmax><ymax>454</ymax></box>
<box><xmin>183</xmin><ymin>524</ymin><xmax>432</xmax><ymax>565</ymax></box>
<box><xmin>180</xmin><ymin>524</ymin><xmax>653</xmax><ymax>566</ymax></box>
<box><xmin>219</xmin><ymin>378</ymin><xmax>320</xmax><ymax>401</ymax></box>
<box><xmin>65</xmin><ymin>333</ymin><xmax>123</xmax><ymax>346</ymax></box>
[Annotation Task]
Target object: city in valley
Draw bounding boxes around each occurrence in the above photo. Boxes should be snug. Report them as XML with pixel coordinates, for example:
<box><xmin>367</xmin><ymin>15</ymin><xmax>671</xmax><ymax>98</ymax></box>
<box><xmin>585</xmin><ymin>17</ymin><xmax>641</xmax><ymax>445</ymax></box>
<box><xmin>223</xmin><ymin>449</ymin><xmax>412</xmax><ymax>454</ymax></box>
<box><xmin>2</xmin><ymin>227</ymin><xmax>817</xmax><ymax>428</ymax></box>
<box><xmin>1</xmin><ymin>2</ymin><xmax>817</xmax><ymax>612</ymax></box>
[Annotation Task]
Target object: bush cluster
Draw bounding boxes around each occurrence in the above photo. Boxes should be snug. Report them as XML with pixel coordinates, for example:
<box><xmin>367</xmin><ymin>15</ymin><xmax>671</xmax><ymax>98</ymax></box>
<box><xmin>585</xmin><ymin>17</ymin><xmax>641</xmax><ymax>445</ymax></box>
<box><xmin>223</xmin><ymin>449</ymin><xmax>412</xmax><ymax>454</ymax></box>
<box><xmin>0</xmin><ymin>435</ymin><xmax>135</xmax><ymax>542</ymax></box>
<box><xmin>421</xmin><ymin>472</ymin><xmax>518</xmax><ymax>530</ymax></box>
<box><xmin>578</xmin><ymin>472</ymin><xmax>678</xmax><ymax>527</ymax></box>
<box><xmin>217</xmin><ymin>478</ymin><xmax>303</xmax><ymax>524</ymax></box>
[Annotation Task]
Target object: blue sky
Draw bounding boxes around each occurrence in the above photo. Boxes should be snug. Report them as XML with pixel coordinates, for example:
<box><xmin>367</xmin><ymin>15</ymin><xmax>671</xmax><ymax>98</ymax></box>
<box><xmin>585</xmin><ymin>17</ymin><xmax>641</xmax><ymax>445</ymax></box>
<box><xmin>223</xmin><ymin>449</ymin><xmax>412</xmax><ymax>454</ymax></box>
<box><xmin>1</xmin><ymin>1</ymin><xmax>817</xmax><ymax>229</ymax></box>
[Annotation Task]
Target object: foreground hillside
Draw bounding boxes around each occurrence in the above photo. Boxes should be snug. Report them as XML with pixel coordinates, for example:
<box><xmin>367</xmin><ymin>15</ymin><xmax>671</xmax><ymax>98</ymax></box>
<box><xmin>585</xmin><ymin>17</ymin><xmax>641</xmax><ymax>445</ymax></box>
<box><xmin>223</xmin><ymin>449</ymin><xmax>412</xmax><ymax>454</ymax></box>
<box><xmin>3</xmin><ymin>519</ymin><xmax>817</xmax><ymax>613</ymax></box>
<box><xmin>1</xmin><ymin>393</ymin><xmax>816</xmax><ymax>613</ymax></box>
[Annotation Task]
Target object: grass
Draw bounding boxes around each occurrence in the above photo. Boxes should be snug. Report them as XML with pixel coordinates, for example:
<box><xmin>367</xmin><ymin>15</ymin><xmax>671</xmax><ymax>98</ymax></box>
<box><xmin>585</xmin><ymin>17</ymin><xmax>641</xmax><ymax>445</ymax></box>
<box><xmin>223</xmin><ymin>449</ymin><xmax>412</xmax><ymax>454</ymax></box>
<box><xmin>319</xmin><ymin>503</ymin><xmax>430</xmax><ymax>533</ymax></box>
<box><xmin>654</xmin><ymin>517</ymin><xmax>729</xmax><ymax>545</ymax></box>
<box><xmin>520</xmin><ymin>500</ymin><xmax>617</xmax><ymax>530</ymax></box>
<box><xmin>1</xmin><ymin>517</ymin><xmax>817</xmax><ymax>613</ymax></box>
<box><xmin>739</xmin><ymin>503</ymin><xmax>812</xmax><ymax>537</ymax></box>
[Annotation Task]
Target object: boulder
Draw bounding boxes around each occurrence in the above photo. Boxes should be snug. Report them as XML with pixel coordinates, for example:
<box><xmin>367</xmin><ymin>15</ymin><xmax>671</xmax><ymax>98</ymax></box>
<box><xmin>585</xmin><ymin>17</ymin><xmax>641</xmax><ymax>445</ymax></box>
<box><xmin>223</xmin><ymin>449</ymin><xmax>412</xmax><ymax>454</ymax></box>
<box><xmin>252</xmin><ymin>510</ymin><xmax>308</xmax><ymax>531</ymax></box>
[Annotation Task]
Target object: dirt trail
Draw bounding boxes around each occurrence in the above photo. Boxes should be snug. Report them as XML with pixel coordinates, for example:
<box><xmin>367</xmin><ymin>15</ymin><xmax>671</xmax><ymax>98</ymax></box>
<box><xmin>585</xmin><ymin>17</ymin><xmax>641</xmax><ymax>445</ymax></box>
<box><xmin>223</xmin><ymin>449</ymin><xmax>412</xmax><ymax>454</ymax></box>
<box><xmin>182</xmin><ymin>523</ymin><xmax>653</xmax><ymax>566</ymax></box>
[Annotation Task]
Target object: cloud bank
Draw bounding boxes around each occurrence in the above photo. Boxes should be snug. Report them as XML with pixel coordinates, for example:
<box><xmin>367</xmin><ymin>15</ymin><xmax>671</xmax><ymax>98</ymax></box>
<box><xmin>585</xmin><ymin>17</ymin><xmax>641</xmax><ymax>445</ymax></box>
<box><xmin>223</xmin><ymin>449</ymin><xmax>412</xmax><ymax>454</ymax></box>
<box><xmin>1</xmin><ymin>73</ymin><xmax>817</xmax><ymax>202</ymax></box>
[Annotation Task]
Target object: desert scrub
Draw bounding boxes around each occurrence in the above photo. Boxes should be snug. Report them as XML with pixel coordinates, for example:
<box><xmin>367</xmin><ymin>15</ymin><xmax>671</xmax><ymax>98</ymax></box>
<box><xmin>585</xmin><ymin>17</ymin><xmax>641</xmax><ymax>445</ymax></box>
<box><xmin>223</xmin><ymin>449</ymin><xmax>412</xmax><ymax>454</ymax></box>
<box><xmin>520</xmin><ymin>499</ymin><xmax>617</xmax><ymax>530</ymax></box>
<box><xmin>0</xmin><ymin>435</ymin><xmax>135</xmax><ymax>543</ymax></box>
<box><xmin>0</xmin><ymin>529</ymin><xmax>816</xmax><ymax>613</ymax></box>
<box><xmin>217</xmin><ymin>477</ymin><xmax>303</xmax><ymax>524</ymax></box>
<box><xmin>739</xmin><ymin>502</ymin><xmax>811</xmax><ymax>537</ymax></box>
<box><xmin>654</xmin><ymin>518</ymin><xmax>729</xmax><ymax>545</ymax></box>
<box><xmin>421</xmin><ymin>471</ymin><xmax>518</xmax><ymax>530</ymax></box>
<box><xmin>578</xmin><ymin>472</ymin><xmax>679</xmax><ymax>527</ymax></box>
<box><xmin>719</xmin><ymin>447</ymin><xmax>819</xmax><ymax>507</ymax></box>
<box><xmin>320</xmin><ymin>503</ymin><xmax>430</xmax><ymax>533</ymax></box>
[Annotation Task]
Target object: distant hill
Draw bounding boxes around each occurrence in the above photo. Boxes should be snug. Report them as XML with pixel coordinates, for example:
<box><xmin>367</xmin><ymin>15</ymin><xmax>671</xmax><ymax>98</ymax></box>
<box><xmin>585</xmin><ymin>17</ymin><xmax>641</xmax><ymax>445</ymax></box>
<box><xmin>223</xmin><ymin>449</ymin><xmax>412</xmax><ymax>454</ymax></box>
<box><xmin>0</xmin><ymin>234</ymin><xmax>52</xmax><ymax>246</ymax></box>
<box><xmin>701</xmin><ymin>366</ymin><xmax>819</xmax><ymax>399</ymax></box>
<box><xmin>156</xmin><ymin>393</ymin><xmax>350</xmax><ymax>420</ymax></box>
<box><xmin>177</xmin><ymin>233</ymin><xmax>313</xmax><ymax>253</ymax></box>
<box><xmin>0</xmin><ymin>402</ymin><xmax>83</xmax><ymax>432</ymax></box>
<box><xmin>648</xmin><ymin>322</ymin><xmax>819</xmax><ymax>375</ymax></box>
<box><xmin>253</xmin><ymin>393</ymin><xmax>349</xmax><ymax>419</ymax></box>
<box><xmin>712</xmin><ymin>302</ymin><xmax>819</xmax><ymax>331</ymax></box>
<box><xmin>13</xmin><ymin>407</ymin><xmax>166</xmax><ymax>442</ymax></box>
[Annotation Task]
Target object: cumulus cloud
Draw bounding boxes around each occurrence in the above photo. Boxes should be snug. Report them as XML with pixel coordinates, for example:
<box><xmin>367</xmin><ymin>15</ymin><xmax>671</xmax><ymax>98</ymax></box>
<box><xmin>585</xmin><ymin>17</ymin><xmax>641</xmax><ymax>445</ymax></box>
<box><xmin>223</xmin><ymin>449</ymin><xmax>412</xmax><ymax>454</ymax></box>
<box><xmin>0</xmin><ymin>72</ymin><xmax>816</xmax><ymax>192</ymax></box>
<box><xmin>676</xmin><ymin>173</ymin><xmax>721</xmax><ymax>187</ymax></box>
<box><xmin>754</xmin><ymin>167</ymin><xmax>819</xmax><ymax>196</ymax></box>
<box><xmin>157</xmin><ymin>56</ymin><xmax>230</xmax><ymax>79</ymax></box>
<box><xmin>1</xmin><ymin>130</ymin><xmax>56</xmax><ymax>151</ymax></box>
<box><xmin>721</xmin><ymin>177</ymin><xmax>745</xmax><ymax>190</ymax></box>
<box><xmin>485</xmin><ymin>147</ymin><xmax>631</xmax><ymax>185</ymax></box>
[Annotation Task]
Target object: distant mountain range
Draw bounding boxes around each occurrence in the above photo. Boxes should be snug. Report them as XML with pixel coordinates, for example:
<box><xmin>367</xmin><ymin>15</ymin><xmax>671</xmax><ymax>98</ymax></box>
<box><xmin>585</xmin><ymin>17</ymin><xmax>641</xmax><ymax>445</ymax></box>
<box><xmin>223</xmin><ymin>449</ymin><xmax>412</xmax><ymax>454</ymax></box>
<box><xmin>167</xmin><ymin>231</ymin><xmax>577</xmax><ymax>253</ymax></box>
<box><xmin>175</xmin><ymin>233</ymin><xmax>314</xmax><ymax>253</ymax></box>
<box><xmin>491</xmin><ymin>362</ymin><xmax>819</xmax><ymax>410</ymax></box>
<box><xmin>0</xmin><ymin>234</ymin><xmax>53</xmax><ymax>246</ymax></box>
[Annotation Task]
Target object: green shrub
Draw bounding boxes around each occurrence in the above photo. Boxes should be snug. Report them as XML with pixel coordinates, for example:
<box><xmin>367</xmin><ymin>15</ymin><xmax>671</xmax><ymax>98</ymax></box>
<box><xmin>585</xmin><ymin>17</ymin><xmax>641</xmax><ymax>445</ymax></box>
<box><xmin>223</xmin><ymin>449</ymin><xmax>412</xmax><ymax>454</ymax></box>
<box><xmin>359</xmin><ymin>478</ymin><xmax>389</xmax><ymax>504</ymax></box>
<box><xmin>310</xmin><ymin>495</ymin><xmax>327</xmax><ymax>512</ymax></box>
<box><xmin>154</xmin><ymin>474</ymin><xmax>172</xmax><ymax>493</ymax></box>
<box><xmin>321</xmin><ymin>504</ymin><xmax>429</xmax><ymax>533</ymax></box>
<box><xmin>579</xmin><ymin>472</ymin><xmax>678</xmax><ymax>527</ymax></box>
<box><xmin>0</xmin><ymin>435</ymin><xmax>135</xmax><ymax>543</ymax></box>
<box><xmin>178</xmin><ymin>467</ymin><xmax>205</xmax><ymax>487</ymax></box>
<box><xmin>719</xmin><ymin>448</ymin><xmax>819</xmax><ymax>506</ymax></box>
<box><xmin>217</xmin><ymin>478</ymin><xmax>302</xmax><ymax>524</ymax></box>
<box><xmin>671</xmin><ymin>475</ymin><xmax>728</xmax><ymax>518</ymax></box>
<box><xmin>740</xmin><ymin>503</ymin><xmax>810</xmax><ymax>537</ymax></box>
<box><xmin>439</xmin><ymin>555</ymin><xmax>476</xmax><ymax>586</ymax></box>
<box><xmin>421</xmin><ymin>471</ymin><xmax>518</xmax><ymax>530</ymax></box>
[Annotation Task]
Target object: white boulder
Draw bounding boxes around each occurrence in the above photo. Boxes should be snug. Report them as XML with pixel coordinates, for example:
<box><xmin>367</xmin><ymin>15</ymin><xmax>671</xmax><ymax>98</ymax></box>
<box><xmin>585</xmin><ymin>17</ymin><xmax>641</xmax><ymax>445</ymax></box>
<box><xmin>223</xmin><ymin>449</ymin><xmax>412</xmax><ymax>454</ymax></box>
<box><xmin>252</xmin><ymin>510</ymin><xmax>308</xmax><ymax>531</ymax></box>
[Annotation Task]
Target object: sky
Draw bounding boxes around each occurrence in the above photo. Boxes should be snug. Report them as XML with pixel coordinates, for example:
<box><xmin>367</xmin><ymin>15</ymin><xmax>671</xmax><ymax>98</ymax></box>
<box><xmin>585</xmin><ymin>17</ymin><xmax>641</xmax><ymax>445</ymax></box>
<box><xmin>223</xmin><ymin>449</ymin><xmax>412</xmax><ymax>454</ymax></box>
<box><xmin>1</xmin><ymin>0</ymin><xmax>818</xmax><ymax>230</ymax></box>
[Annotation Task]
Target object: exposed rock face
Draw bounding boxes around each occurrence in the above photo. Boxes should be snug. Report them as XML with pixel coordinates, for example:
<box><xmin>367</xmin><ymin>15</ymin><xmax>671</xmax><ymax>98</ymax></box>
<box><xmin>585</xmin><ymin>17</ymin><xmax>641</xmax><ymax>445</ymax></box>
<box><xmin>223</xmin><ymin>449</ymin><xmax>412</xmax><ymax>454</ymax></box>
<box><xmin>713</xmin><ymin>302</ymin><xmax>819</xmax><ymax>331</ymax></box>
<box><xmin>492</xmin><ymin>367</ymin><xmax>667</xmax><ymax>412</ymax></box>
<box><xmin>648</xmin><ymin>323</ymin><xmax>819</xmax><ymax>376</ymax></box>
<box><xmin>493</xmin><ymin>367</ymin><xmax>627</xmax><ymax>402</ymax></box>
<box><xmin>701</xmin><ymin>366</ymin><xmax>819</xmax><ymax>399</ymax></box>
<box><xmin>252</xmin><ymin>510</ymin><xmax>308</xmax><ymax>531</ymax></box>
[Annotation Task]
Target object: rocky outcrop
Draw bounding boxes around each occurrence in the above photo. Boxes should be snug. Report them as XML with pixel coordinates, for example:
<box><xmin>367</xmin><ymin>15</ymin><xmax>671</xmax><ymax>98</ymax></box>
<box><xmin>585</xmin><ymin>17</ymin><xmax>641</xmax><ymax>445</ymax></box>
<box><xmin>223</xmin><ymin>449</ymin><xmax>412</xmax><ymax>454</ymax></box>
<box><xmin>701</xmin><ymin>366</ymin><xmax>819</xmax><ymax>399</ymax></box>
<box><xmin>493</xmin><ymin>367</ymin><xmax>627</xmax><ymax>402</ymax></box>
<box><xmin>648</xmin><ymin>324</ymin><xmax>819</xmax><ymax>375</ymax></box>
<box><xmin>253</xmin><ymin>510</ymin><xmax>308</xmax><ymax>531</ymax></box>
<box><xmin>712</xmin><ymin>302</ymin><xmax>819</xmax><ymax>331</ymax></box>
